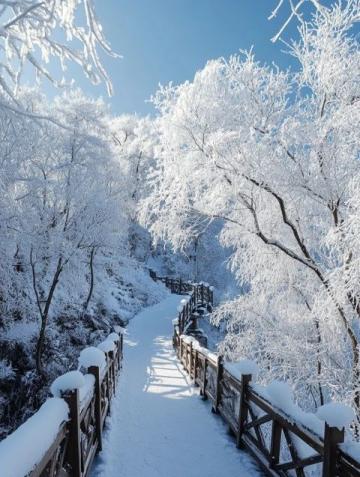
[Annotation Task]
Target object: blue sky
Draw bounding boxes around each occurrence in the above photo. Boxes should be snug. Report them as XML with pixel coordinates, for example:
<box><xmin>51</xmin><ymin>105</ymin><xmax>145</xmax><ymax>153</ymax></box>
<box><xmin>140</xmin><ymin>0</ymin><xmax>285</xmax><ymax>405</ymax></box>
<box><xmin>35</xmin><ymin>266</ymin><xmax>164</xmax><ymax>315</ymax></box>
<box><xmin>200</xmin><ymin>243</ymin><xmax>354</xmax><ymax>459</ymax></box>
<box><xmin>41</xmin><ymin>1</ymin><xmax>326</xmax><ymax>116</ymax></box>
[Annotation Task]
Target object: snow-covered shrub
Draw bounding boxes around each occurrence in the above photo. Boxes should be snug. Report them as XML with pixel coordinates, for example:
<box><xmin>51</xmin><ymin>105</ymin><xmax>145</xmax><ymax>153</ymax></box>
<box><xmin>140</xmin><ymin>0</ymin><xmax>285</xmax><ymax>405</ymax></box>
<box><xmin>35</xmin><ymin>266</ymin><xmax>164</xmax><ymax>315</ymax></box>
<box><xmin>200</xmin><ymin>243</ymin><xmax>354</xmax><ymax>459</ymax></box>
<box><xmin>0</xmin><ymin>360</ymin><xmax>15</xmax><ymax>381</ymax></box>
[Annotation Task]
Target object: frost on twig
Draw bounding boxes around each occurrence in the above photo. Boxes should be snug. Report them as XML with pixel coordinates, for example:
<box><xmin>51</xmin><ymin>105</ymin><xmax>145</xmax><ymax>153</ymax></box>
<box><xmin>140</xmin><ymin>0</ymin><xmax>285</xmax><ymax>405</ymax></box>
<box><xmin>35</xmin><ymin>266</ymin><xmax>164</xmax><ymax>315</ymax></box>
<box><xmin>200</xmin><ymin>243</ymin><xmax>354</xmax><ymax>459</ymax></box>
<box><xmin>269</xmin><ymin>0</ymin><xmax>333</xmax><ymax>42</ymax></box>
<box><xmin>0</xmin><ymin>0</ymin><xmax>119</xmax><ymax>106</ymax></box>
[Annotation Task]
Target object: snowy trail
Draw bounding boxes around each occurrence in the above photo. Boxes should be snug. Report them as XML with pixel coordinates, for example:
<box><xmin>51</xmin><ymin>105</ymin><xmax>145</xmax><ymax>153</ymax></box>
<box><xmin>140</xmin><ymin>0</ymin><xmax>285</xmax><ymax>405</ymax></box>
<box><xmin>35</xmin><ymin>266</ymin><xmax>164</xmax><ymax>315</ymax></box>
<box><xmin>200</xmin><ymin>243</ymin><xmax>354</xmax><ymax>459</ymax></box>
<box><xmin>92</xmin><ymin>294</ymin><xmax>260</xmax><ymax>477</ymax></box>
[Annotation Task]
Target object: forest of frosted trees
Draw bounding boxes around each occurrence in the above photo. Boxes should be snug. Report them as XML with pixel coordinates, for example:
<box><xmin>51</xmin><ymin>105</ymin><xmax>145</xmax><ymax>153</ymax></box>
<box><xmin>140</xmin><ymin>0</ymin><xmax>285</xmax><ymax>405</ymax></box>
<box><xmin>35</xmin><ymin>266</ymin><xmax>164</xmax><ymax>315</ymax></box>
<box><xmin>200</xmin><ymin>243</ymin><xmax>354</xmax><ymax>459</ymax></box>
<box><xmin>1</xmin><ymin>0</ymin><xmax>360</xmax><ymax>445</ymax></box>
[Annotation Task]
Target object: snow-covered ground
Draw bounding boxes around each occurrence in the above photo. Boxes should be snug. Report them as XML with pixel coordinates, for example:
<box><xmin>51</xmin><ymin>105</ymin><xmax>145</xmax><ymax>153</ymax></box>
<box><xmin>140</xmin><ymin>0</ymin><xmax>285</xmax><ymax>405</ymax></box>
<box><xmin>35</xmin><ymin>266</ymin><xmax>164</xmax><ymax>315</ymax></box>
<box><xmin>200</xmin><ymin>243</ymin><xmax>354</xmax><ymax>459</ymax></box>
<box><xmin>92</xmin><ymin>294</ymin><xmax>260</xmax><ymax>477</ymax></box>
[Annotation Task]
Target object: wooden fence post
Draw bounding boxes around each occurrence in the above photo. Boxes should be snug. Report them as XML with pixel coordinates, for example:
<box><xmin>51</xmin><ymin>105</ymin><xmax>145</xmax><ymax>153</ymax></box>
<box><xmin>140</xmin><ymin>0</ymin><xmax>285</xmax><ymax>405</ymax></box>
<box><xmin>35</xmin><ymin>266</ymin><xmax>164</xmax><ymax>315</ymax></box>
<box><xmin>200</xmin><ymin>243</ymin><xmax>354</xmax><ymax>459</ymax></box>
<box><xmin>105</xmin><ymin>352</ymin><xmax>111</xmax><ymax>413</ymax></box>
<box><xmin>270</xmin><ymin>421</ymin><xmax>282</xmax><ymax>468</ymax></box>
<box><xmin>236</xmin><ymin>373</ymin><xmax>252</xmax><ymax>448</ymax></box>
<box><xmin>120</xmin><ymin>334</ymin><xmax>124</xmax><ymax>369</ymax></box>
<box><xmin>88</xmin><ymin>365</ymin><xmax>103</xmax><ymax>452</ymax></box>
<box><xmin>212</xmin><ymin>355</ymin><xmax>223</xmax><ymax>414</ymax></box>
<box><xmin>194</xmin><ymin>349</ymin><xmax>199</xmax><ymax>385</ymax></box>
<box><xmin>179</xmin><ymin>336</ymin><xmax>183</xmax><ymax>364</ymax></box>
<box><xmin>201</xmin><ymin>358</ymin><xmax>208</xmax><ymax>400</ymax></box>
<box><xmin>322</xmin><ymin>423</ymin><xmax>344</xmax><ymax>477</ymax></box>
<box><xmin>173</xmin><ymin>324</ymin><xmax>177</xmax><ymax>348</ymax></box>
<box><xmin>118</xmin><ymin>336</ymin><xmax>121</xmax><ymax>368</ymax></box>
<box><xmin>63</xmin><ymin>389</ymin><xmax>81</xmax><ymax>477</ymax></box>
<box><xmin>189</xmin><ymin>341</ymin><xmax>193</xmax><ymax>376</ymax></box>
<box><xmin>109</xmin><ymin>350</ymin><xmax>115</xmax><ymax>395</ymax></box>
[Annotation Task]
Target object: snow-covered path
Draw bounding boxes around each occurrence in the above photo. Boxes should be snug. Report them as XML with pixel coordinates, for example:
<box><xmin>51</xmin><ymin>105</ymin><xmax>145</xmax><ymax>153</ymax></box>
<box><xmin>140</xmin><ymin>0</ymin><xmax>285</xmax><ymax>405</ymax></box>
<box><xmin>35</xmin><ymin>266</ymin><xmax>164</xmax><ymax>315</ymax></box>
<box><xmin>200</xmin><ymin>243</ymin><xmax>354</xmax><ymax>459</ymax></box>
<box><xmin>92</xmin><ymin>294</ymin><xmax>260</xmax><ymax>477</ymax></box>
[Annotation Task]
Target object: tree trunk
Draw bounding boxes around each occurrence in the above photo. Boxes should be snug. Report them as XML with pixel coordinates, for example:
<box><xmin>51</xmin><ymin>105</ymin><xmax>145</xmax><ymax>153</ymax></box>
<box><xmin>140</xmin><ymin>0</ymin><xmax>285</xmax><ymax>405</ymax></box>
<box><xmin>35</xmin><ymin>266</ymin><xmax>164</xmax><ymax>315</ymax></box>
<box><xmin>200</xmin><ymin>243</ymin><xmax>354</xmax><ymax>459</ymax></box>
<box><xmin>34</xmin><ymin>257</ymin><xmax>63</xmax><ymax>375</ymax></box>
<box><xmin>194</xmin><ymin>237</ymin><xmax>199</xmax><ymax>282</ymax></box>
<box><xmin>314</xmin><ymin>318</ymin><xmax>325</xmax><ymax>406</ymax></box>
<box><xmin>84</xmin><ymin>248</ymin><xmax>95</xmax><ymax>312</ymax></box>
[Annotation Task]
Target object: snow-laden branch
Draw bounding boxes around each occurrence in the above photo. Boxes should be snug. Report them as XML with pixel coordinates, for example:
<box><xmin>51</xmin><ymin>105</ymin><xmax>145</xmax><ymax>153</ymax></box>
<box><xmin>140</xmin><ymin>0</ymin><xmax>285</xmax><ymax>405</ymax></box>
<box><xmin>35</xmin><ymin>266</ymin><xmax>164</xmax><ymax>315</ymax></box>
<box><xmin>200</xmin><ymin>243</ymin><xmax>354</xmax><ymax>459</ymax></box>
<box><xmin>0</xmin><ymin>0</ymin><xmax>119</xmax><ymax>107</ymax></box>
<box><xmin>141</xmin><ymin>0</ymin><xmax>360</xmax><ymax>420</ymax></box>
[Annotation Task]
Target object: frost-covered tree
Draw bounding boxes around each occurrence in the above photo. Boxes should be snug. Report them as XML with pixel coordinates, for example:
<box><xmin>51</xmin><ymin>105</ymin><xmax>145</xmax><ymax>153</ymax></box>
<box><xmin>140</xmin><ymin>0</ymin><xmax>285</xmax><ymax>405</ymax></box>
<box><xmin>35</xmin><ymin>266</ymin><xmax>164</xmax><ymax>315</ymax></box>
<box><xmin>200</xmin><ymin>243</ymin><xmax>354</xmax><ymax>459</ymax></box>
<box><xmin>0</xmin><ymin>0</ymin><xmax>168</xmax><ymax>438</ymax></box>
<box><xmin>0</xmin><ymin>90</ymin><xmax>166</xmax><ymax>436</ymax></box>
<box><xmin>131</xmin><ymin>116</ymin><xmax>239</xmax><ymax>295</ymax></box>
<box><xmin>0</xmin><ymin>0</ymin><xmax>122</xmax><ymax>380</ymax></box>
<box><xmin>0</xmin><ymin>90</ymin><xmax>130</xmax><ymax>374</ymax></box>
<box><xmin>141</xmin><ymin>0</ymin><xmax>360</xmax><ymax>416</ymax></box>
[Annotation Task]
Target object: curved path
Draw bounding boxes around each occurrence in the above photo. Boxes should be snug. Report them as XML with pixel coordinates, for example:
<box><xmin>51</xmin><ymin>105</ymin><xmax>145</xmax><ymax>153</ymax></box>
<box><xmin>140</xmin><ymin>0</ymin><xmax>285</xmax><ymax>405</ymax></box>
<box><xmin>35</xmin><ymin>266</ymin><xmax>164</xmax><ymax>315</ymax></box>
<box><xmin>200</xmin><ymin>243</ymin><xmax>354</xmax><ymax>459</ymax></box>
<box><xmin>92</xmin><ymin>294</ymin><xmax>260</xmax><ymax>477</ymax></box>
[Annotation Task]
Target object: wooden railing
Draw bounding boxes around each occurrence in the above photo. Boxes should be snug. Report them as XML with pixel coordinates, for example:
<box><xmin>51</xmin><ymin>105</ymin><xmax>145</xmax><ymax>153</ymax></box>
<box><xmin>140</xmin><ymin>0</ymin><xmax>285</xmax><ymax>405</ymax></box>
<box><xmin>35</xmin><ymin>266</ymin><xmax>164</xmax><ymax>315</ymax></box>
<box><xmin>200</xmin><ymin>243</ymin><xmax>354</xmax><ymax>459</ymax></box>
<box><xmin>168</xmin><ymin>277</ymin><xmax>360</xmax><ymax>477</ymax></box>
<box><xmin>149</xmin><ymin>270</ymin><xmax>213</xmax><ymax>334</ymax></box>
<box><xmin>1</xmin><ymin>332</ymin><xmax>124</xmax><ymax>477</ymax></box>
<box><xmin>6</xmin><ymin>271</ymin><xmax>360</xmax><ymax>477</ymax></box>
<box><xmin>30</xmin><ymin>275</ymin><xmax>211</xmax><ymax>477</ymax></box>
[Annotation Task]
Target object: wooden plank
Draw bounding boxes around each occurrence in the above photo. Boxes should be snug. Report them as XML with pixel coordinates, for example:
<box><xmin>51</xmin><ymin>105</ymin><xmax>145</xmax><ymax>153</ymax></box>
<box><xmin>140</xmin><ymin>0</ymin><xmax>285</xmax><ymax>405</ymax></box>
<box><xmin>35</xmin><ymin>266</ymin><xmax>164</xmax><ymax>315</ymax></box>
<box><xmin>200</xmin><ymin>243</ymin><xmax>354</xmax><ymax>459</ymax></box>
<box><xmin>275</xmin><ymin>454</ymin><xmax>322</xmax><ymax>472</ymax></box>
<box><xmin>247</xmin><ymin>389</ymin><xmax>324</xmax><ymax>454</ymax></box>
<box><xmin>282</xmin><ymin>427</ymin><xmax>306</xmax><ymax>477</ymax></box>
<box><xmin>247</xmin><ymin>406</ymin><xmax>267</xmax><ymax>451</ymax></box>
<box><xmin>213</xmin><ymin>356</ymin><xmax>223</xmax><ymax>413</ymax></box>
<box><xmin>323</xmin><ymin>423</ymin><xmax>344</xmax><ymax>477</ymax></box>
<box><xmin>88</xmin><ymin>365</ymin><xmax>102</xmax><ymax>452</ymax></box>
<box><xmin>339</xmin><ymin>452</ymin><xmax>360</xmax><ymax>477</ymax></box>
<box><xmin>237</xmin><ymin>374</ymin><xmax>251</xmax><ymax>448</ymax></box>
<box><xmin>63</xmin><ymin>389</ymin><xmax>81</xmax><ymax>477</ymax></box>
<box><xmin>270</xmin><ymin>421</ymin><xmax>282</xmax><ymax>468</ymax></box>
<box><xmin>27</xmin><ymin>424</ymin><xmax>68</xmax><ymax>477</ymax></box>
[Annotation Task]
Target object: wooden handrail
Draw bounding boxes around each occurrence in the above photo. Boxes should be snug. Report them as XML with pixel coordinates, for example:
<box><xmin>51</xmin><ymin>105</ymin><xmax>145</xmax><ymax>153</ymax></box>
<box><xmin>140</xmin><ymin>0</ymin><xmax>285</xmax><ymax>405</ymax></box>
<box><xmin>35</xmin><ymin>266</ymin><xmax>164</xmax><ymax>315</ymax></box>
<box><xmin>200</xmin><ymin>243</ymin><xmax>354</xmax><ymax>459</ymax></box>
<box><xmin>166</xmin><ymin>273</ymin><xmax>360</xmax><ymax>477</ymax></box>
<box><xmin>149</xmin><ymin>270</ymin><xmax>213</xmax><ymax>335</ymax></box>
<box><xmin>8</xmin><ymin>270</ymin><xmax>360</xmax><ymax>477</ymax></box>
<box><xmin>21</xmin><ymin>335</ymin><xmax>124</xmax><ymax>477</ymax></box>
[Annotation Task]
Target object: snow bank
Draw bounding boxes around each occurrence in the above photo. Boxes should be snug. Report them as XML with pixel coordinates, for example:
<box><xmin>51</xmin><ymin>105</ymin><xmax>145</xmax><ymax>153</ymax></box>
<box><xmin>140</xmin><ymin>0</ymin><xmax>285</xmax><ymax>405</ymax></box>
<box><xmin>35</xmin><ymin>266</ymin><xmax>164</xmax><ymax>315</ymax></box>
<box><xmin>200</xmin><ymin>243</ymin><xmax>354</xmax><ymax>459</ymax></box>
<box><xmin>342</xmin><ymin>440</ymin><xmax>360</xmax><ymax>462</ymax></box>
<box><xmin>225</xmin><ymin>360</ymin><xmax>258</xmax><ymax>380</ymax></box>
<box><xmin>0</xmin><ymin>398</ymin><xmax>68</xmax><ymax>477</ymax></box>
<box><xmin>316</xmin><ymin>403</ymin><xmax>355</xmax><ymax>430</ymax></box>
<box><xmin>181</xmin><ymin>335</ymin><xmax>198</xmax><ymax>345</ymax></box>
<box><xmin>79</xmin><ymin>346</ymin><xmax>106</xmax><ymax>370</ymax></box>
<box><xmin>79</xmin><ymin>374</ymin><xmax>95</xmax><ymax>410</ymax></box>
<box><xmin>3</xmin><ymin>321</ymin><xmax>38</xmax><ymax>343</ymax></box>
<box><xmin>192</xmin><ymin>343</ymin><xmax>218</xmax><ymax>363</ymax></box>
<box><xmin>114</xmin><ymin>325</ymin><xmax>126</xmax><ymax>335</ymax></box>
<box><xmin>252</xmin><ymin>382</ymin><xmax>324</xmax><ymax>438</ymax></box>
<box><xmin>108</xmin><ymin>332</ymin><xmax>120</xmax><ymax>342</ymax></box>
<box><xmin>180</xmin><ymin>335</ymin><xmax>217</xmax><ymax>362</ymax></box>
<box><xmin>266</xmin><ymin>381</ymin><xmax>295</xmax><ymax>415</ymax></box>
<box><xmin>98</xmin><ymin>339</ymin><xmax>116</xmax><ymax>353</ymax></box>
<box><xmin>51</xmin><ymin>370</ymin><xmax>85</xmax><ymax>397</ymax></box>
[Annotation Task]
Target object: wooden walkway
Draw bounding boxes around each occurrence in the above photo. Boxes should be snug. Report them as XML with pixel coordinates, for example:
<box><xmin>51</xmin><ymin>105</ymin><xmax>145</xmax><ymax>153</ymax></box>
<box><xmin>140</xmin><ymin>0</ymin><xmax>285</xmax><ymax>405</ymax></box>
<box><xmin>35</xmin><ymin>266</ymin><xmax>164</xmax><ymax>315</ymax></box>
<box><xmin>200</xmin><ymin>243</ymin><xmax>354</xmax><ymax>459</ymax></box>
<box><xmin>91</xmin><ymin>295</ymin><xmax>259</xmax><ymax>477</ymax></box>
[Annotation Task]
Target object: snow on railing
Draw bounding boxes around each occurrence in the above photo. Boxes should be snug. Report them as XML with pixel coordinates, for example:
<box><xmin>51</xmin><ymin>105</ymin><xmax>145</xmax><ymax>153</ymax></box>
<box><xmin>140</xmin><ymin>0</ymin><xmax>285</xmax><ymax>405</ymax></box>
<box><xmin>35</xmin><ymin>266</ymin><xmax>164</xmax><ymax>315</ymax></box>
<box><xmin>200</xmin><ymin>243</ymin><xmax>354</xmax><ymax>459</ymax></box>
<box><xmin>149</xmin><ymin>270</ymin><xmax>214</xmax><ymax>335</ymax></box>
<box><xmin>0</xmin><ymin>332</ymin><xmax>123</xmax><ymax>477</ymax></box>
<box><xmin>171</xmin><ymin>281</ymin><xmax>360</xmax><ymax>477</ymax></box>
